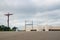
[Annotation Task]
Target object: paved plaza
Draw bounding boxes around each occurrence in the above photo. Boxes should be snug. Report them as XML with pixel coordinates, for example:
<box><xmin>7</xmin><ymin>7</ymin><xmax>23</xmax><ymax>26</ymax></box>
<box><xmin>0</xmin><ymin>31</ymin><xmax>60</xmax><ymax>40</ymax></box>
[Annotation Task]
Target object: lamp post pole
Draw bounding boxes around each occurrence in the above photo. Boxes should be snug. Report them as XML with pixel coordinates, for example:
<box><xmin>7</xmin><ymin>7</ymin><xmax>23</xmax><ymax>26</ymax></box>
<box><xmin>5</xmin><ymin>12</ymin><xmax>13</xmax><ymax>27</ymax></box>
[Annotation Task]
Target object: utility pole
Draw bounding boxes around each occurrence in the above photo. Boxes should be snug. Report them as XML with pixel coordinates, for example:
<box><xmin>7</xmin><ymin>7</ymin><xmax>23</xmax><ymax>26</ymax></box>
<box><xmin>5</xmin><ymin>12</ymin><xmax>13</xmax><ymax>27</ymax></box>
<box><xmin>45</xmin><ymin>13</ymin><xmax>48</xmax><ymax>31</ymax></box>
<box><xmin>32</xmin><ymin>20</ymin><xmax>33</xmax><ymax>30</ymax></box>
<box><xmin>25</xmin><ymin>20</ymin><xmax>26</xmax><ymax>31</ymax></box>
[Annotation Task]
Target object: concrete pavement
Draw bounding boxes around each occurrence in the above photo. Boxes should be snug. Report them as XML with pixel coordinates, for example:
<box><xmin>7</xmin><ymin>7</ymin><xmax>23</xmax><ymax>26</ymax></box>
<box><xmin>0</xmin><ymin>31</ymin><xmax>60</xmax><ymax>40</ymax></box>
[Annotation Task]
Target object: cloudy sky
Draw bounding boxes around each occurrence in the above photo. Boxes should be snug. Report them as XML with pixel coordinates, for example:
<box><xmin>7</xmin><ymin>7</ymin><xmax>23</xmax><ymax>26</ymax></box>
<box><xmin>0</xmin><ymin>0</ymin><xmax>60</xmax><ymax>29</ymax></box>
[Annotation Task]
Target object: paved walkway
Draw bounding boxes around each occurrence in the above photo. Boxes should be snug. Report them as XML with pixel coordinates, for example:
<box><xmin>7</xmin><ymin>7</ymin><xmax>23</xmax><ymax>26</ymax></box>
<box><xmin>0</xmin><ymin>31</ymin><xmax>60</xmax><ymax>40</ymax></box>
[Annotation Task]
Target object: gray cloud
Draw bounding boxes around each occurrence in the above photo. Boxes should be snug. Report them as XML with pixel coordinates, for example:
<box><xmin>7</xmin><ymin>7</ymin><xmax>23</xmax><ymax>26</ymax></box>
<box><xmin>0</xmin><ymin>0</ymin><xmax>60</xmax><ymax>29</ymax></box>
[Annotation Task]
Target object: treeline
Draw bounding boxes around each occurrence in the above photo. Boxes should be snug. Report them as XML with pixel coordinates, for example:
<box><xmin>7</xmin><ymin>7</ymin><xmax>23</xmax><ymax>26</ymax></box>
<box><xmin>0</xmin><ymin>25</ymin><xmax>17</xmax><ymax>31</ymax></box>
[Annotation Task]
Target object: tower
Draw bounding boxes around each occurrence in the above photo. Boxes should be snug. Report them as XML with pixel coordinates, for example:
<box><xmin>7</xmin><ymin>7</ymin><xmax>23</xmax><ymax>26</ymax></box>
<box><xmin>25</xmin><ymin>20</ymin><xmax>33</xmax><ymax>31</ymax></box>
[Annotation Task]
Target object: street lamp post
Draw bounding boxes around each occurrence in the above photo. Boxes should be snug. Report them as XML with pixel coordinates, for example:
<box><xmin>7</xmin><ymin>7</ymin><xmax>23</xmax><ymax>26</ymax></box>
<box><xmin>5</xmin><ymin>12</ymin><xmax>13</xmax><ymax>27</ymax></box>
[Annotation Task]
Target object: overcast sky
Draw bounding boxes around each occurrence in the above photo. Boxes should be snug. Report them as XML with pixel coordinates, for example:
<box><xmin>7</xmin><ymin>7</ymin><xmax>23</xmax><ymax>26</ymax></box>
<box><xmin>0</xmin><ymin>0</ymin><xmax>60</xmax><ymax>29</ymax></box>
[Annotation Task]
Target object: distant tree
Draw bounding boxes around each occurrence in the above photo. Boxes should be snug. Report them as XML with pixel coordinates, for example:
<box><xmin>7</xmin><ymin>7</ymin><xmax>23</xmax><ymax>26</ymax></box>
<box><xmin>0</xmin><ymin>25</ymin><xmax>11</xmax><ymax>31</ymax></box>
<box><xmin>1</xmin><ymin>25</ymin><xmax>5</xmax><ymax>31</ymax></box>
<box><xmin>4</xmin><ymin>27</ymin><xmax>11</xmax><ymax>31</ymax></box>
<box><xmin>12</xmin><ymin>26</ymin><xmax>17</xmax><ymax>31</ymax></box>
<box><xmin>0</xmin><ymin>26</ymin><xmax>2</xmax><ymax>31</ymax></box>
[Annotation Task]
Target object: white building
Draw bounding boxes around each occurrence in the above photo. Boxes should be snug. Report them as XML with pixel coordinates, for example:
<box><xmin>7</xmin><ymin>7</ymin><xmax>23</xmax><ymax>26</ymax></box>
<box><xmin>25</xmin><ymin>25</ymin><xmax>60</xmax><ymax>31</ymax></box>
